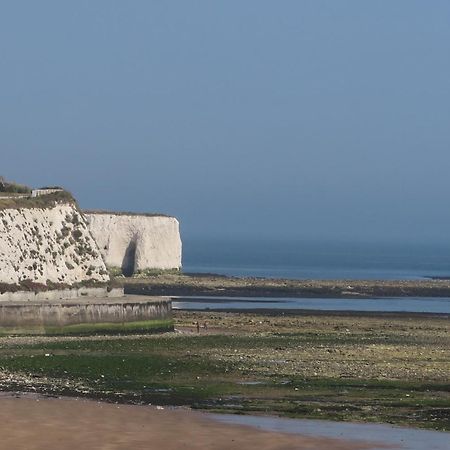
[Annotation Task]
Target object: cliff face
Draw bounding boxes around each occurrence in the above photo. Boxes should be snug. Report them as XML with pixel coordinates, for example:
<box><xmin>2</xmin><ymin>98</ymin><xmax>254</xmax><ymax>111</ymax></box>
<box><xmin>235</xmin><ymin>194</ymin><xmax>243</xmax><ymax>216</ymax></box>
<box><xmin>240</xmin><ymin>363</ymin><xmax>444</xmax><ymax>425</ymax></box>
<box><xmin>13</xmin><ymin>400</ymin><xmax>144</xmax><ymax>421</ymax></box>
<box><xmin>85</xmin><ymin>213</ymin><xmax>182</xmax><ymax>275</ymax></box>
<box><xmin>0</xmin><ymin>204</ymin><xmax>109</xmax><ymax>286</ymax></box>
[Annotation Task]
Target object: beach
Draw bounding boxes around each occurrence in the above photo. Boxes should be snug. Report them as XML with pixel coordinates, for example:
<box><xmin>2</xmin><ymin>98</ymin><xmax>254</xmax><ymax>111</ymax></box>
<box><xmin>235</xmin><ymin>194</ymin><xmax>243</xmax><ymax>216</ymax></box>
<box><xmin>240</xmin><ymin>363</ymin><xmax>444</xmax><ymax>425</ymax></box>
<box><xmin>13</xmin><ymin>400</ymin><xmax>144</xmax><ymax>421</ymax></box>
<box><xmin>0</xmin><ymin>394</ymin><xmax>376</xmax><ymax>450</ymax></box>
<box><xmin>1</xmin><ymin>309</ymin><xmax>448</xmax><ymax>432</ymax></box>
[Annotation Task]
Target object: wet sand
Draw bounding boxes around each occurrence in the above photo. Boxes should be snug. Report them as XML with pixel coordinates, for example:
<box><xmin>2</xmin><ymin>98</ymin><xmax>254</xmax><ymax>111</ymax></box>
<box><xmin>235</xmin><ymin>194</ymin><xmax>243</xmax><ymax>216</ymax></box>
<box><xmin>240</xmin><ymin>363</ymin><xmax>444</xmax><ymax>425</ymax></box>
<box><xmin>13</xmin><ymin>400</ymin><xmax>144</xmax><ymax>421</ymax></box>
<box><xmin>0</xmin><ymin>394</ymin><xmax>384</xmax><ymax>450</ymax></box>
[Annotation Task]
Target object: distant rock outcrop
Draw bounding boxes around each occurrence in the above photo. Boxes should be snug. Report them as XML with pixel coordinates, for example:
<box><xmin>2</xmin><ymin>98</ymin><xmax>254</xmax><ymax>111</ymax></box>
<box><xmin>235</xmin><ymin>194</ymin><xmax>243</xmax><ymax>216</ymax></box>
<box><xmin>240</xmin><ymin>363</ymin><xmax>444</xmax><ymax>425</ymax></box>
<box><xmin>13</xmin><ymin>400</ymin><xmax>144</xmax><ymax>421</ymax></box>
<box><xmin>85</xmin><ymin>212</ymin><xmax>182</xmax><ymax>276</ymax></box>
<box><xmin>0</xmin><ymin>195</ymin><xmax>109</xmax><ymax>288</ymax></box>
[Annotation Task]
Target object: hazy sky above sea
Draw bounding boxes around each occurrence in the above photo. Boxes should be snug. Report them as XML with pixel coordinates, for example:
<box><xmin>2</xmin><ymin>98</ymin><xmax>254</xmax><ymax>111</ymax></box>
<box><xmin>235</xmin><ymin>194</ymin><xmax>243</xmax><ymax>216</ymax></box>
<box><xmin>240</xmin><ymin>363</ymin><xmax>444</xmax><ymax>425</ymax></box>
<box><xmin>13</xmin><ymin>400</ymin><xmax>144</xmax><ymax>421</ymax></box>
<box><xmin>2</xmin><ymin>1</ymin><xmax>450</xmax><ymax>243</ymax></box>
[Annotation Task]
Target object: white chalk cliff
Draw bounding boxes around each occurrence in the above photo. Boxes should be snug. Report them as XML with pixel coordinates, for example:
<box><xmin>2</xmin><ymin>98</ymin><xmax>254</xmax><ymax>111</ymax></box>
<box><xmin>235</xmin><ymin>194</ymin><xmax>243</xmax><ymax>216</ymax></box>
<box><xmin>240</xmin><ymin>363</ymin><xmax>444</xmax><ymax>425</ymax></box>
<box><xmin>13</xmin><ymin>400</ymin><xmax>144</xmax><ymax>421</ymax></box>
<box><xmin>85</xmin><ymin>212</ymin><xmax>182</xmax><ymax>275</ymax></box>
<box><xmin>0</xmin><ymin>204</ymin><xmax>109</xmax><ymax>286</ymax></box>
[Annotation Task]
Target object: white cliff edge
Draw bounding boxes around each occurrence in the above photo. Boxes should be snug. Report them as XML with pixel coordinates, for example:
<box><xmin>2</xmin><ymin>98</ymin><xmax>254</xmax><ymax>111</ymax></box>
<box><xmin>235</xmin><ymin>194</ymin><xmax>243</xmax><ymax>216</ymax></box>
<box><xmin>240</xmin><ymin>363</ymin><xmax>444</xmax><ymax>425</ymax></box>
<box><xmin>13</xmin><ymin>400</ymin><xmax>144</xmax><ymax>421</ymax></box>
<box><xmin>85</xmin><ymin>212</ymin><xmax>182</xmax><ymax>275</ymax></box>
<box><xmin>0</xmin><ymin>204</ymin><xmax>109</xmax><ymax>286</ymax></box>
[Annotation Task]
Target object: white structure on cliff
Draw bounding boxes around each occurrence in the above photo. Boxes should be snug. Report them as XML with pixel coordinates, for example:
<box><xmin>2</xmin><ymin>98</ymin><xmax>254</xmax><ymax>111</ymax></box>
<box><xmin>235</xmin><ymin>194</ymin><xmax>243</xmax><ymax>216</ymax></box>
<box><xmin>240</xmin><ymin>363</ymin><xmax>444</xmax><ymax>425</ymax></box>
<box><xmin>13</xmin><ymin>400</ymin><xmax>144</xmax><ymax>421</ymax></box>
<box><xmin>31</xmin><ymin>188</ymin><xmax>63</xmax><ymax>197</ymax></box>
<box><xmin>85</xmin><ymin>211</ymin><xmax>182</xmax><ymax>276</ymax></box>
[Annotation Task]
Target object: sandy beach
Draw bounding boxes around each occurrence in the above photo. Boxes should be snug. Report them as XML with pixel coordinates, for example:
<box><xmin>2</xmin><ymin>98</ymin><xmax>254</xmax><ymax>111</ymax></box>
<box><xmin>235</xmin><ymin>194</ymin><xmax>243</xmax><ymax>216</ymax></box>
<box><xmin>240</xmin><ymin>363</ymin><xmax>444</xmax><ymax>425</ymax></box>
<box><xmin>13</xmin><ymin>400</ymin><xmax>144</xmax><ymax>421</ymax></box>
<box><xmin>0</xmin><ymin>394</ymin><xmax>383</xmax><ymax>450</ymax></box>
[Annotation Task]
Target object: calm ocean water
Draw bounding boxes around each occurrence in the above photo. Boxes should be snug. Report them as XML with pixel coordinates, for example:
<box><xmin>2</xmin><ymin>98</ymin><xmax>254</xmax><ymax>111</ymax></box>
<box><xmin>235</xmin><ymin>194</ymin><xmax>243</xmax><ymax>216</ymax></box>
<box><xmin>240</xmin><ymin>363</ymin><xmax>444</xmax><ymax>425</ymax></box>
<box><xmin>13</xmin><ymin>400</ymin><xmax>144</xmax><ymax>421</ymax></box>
<box><xmin>182</xmin><ymin>238</ymin><xmax>450</xmax><ymax>280</ymax></box>
<box><xmin>172</xmin><ymin>296</ymin><xmax>450</xmax><ymax>314</ymax></box>
<box><xmin>211</xmin><ymin>414</ymin><xmax>450</xmax><ymax>450</ymax></box>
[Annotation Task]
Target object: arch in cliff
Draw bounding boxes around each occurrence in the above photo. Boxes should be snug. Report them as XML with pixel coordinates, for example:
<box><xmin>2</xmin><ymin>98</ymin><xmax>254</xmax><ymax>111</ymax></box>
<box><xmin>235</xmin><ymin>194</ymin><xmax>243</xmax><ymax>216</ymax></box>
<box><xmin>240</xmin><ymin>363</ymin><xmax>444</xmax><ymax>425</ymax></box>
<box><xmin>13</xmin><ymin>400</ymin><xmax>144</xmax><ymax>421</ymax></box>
<box><xmin>85</xmin><ymin>212</ymin><xmax>182</xmax><ymax>275</ymax></box>
<box><xmin>121</xmin><ymin>239</ymin><xmax>137</xmax><ymax>277</ymax></box>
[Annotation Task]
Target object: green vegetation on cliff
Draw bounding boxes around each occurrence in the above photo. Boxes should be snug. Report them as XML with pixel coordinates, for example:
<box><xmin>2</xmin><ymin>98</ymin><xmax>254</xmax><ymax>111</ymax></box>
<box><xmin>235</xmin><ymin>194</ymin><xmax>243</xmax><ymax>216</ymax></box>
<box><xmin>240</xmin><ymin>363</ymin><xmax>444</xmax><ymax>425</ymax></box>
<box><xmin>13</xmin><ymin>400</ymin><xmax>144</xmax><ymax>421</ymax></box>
<box><xmin>0</xmin><ymin>190</ymin><xmax>76</xmax><ymax>210</ymax></box>
<box><xmin>0</xmin><ymin>176</ymin><xmax>31</xmax><ymax>194</ymax></box>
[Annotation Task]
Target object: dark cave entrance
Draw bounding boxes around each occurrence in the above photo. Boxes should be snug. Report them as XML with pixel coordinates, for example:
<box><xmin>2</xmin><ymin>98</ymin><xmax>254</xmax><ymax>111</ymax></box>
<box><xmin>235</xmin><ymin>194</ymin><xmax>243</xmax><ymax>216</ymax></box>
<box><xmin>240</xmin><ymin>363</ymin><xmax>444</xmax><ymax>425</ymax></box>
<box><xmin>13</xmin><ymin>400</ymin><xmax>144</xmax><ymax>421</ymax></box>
<box><xmin>121</xmin><ymin>240</ymin><xmax>137</xmax><ymax>277</ymax></box>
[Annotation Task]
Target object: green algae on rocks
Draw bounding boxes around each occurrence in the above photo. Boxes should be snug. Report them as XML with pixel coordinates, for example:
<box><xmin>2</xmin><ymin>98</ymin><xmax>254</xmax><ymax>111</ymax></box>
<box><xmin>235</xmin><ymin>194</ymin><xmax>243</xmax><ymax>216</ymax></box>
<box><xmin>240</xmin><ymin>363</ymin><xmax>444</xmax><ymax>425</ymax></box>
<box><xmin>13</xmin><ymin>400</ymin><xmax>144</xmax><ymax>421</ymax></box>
<box><xmin>0</xmin><ymin>311</ymin><xmax>448</xmax><ymax>431</ymax></box>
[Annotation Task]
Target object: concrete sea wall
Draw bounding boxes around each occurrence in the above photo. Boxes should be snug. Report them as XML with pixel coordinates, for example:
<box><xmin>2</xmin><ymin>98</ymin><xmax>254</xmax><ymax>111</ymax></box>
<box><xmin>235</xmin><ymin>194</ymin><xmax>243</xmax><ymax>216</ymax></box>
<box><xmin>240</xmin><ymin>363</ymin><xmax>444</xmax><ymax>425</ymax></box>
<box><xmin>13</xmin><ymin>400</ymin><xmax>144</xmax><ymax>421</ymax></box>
<box><xmin>0</xmin><ymin>287</ymin><xmax>124</xmax><ymax>302</ymax></box>
<box><xmin>0</xmin><ymin>296</ymin><xmax>172</xmax><ymax>335</ymax></box>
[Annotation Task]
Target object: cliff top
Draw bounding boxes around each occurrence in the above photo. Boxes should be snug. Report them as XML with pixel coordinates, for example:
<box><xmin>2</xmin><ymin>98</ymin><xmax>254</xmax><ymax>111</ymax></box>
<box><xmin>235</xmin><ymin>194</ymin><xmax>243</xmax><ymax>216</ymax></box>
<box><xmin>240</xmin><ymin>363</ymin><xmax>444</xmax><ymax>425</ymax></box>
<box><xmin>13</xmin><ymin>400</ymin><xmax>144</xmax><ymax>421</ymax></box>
<box><xmin>0</xmin><ymin>176</ymin><xmax>31</xmax><ymax>194</ymax></box>
<box><xmin>0</xmin><ymin>190</ymin><xmax>76</xmax><ymax>210</ymax></box>
<box><xmin>85</xmin><ymin>210</ymin><xmax>175</xmax><ymax>218</ymax></box>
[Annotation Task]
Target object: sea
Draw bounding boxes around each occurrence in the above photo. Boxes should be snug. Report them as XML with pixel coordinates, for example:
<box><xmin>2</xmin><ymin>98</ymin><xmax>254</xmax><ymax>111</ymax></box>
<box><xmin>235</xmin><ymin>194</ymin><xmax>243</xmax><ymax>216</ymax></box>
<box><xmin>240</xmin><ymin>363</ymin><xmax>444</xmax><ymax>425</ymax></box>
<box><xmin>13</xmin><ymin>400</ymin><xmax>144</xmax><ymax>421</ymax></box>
<box><xmin>172</xmin><ymin>296</ymin><xmax>450</xmax><ymax>314</ymax></box>
<box><xmin>182</xmin><ymin>237</ymin><xmax>450</xmax><ymax>281</ymax></box>
<box><xmin>178</xmin><ymin>238</ymin><xmax>450</xmax><ymax>313</ymax></box>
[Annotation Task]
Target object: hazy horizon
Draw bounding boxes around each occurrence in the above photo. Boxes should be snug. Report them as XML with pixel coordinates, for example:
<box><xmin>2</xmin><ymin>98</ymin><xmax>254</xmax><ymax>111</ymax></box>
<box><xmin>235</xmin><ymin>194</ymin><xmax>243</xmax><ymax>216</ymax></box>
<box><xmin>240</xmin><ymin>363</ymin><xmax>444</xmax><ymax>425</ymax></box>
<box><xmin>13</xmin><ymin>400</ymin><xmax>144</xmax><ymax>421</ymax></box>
<box><xmin>2</xmin><ymin>1</ymin><xmax>450</xmax><ymax>243</ymax></box>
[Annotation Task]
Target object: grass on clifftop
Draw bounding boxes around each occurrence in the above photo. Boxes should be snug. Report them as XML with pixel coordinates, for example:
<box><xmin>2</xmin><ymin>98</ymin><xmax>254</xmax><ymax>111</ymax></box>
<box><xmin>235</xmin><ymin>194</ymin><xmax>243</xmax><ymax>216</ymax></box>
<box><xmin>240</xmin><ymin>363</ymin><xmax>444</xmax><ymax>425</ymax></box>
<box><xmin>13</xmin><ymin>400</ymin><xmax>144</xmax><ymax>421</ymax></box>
<box><xmin>0</xmin><ymin>190</ymin><xmax>76</xmax><ymax>210</ymax></box>
<box><xmin>0</xmin><ymin>178</ymin><xmax>31</xmax><ymax>194</ymax></box>
<box><xmin>84</xmin><ymin>209</ymin><xmax>174</xmax><ymax>218</ymax></box>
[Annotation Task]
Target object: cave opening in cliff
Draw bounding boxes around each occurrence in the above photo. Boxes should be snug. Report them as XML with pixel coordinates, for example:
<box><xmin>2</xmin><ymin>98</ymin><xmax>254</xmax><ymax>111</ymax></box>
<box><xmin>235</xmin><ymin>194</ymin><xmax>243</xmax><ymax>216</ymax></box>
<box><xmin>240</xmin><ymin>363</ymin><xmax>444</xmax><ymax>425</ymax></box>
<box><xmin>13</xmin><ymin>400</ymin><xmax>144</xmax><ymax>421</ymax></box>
<box><xmin>121</xmin><ymin>240</ymin><xmax>137</xmax><ymax>277</ymax></box>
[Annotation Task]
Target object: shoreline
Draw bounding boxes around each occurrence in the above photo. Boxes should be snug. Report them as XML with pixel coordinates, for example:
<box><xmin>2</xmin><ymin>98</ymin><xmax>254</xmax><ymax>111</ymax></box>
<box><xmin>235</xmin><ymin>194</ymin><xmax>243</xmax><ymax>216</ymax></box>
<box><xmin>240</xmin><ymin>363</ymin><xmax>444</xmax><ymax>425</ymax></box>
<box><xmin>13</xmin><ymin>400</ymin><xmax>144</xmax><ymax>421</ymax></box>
<box><xmin>1</xmin><ymin>310</ymin><xmax>448</xmax><ymax>432</ymax></box>
<box><xmin>122</xmin><ymin>273</ymin><xmax>450</xmax><ymax>298</ymax></box>
<box><xmin>0</xmin><ymin>393</ymin><xmax>376</xmax><ymax>450</ymax></box>
<box><xmin>1</xmin><ymin>392</ymin><xmax>448</xmax><ymax>450</ymax></box>
<box><xmin>173</xmin><ymin>306</ymin><xmax>450</xmax><ymax>318</ymax></box>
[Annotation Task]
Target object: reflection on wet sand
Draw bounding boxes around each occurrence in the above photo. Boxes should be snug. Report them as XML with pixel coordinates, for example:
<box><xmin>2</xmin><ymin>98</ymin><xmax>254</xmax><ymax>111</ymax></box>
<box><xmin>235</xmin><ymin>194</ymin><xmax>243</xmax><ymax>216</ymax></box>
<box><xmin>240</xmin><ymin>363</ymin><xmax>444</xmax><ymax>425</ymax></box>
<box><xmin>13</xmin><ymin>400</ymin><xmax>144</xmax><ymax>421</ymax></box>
<box><xmin>0</xmin><ymin>394</ymin><xmax>383</xmax><ymax>450</ymax></box>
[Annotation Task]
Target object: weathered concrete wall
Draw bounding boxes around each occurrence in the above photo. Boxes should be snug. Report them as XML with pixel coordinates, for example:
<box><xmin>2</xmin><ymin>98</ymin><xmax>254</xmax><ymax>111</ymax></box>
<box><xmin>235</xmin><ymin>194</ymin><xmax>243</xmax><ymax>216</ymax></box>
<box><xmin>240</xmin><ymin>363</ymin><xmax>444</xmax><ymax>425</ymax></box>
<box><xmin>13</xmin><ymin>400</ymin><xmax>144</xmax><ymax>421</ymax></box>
<box><xmin>31</xmin><ymin>189</ymin><xmax>63</xmax><ymax>198</ymax></box>
<box><xmin>0</xmin><ymin>287</ymin><xmax>123</xmax><ymax>302</ymax></box>
<box><xmin>0</xmin><ymin>296</ymin><xmax>172</xmax><ymax>335</ymax></box>
<box><xmin>0</xmin><ymin>204</ymin><xmax>109</xmax><ymax>286</ymax></box>
<box><xmin>85</xmin><ymin>212</ymin><xmax>182</xmax><ymax>275</ymax></box>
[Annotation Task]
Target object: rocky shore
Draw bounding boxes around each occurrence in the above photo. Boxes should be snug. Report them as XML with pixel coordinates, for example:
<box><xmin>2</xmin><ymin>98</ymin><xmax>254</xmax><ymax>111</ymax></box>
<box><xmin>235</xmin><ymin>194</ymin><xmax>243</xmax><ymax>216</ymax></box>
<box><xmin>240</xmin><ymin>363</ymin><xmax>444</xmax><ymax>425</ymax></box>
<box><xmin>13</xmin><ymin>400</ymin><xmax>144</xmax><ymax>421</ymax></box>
<box><xmin>123</xmin><ymin>273</ymin><xmax>450</xmax><ymax>298</ymax></box>
<box><xmin>1</xmin><ymin>310</ymin><xmax>448</xmax><ymax>431</ymax></box>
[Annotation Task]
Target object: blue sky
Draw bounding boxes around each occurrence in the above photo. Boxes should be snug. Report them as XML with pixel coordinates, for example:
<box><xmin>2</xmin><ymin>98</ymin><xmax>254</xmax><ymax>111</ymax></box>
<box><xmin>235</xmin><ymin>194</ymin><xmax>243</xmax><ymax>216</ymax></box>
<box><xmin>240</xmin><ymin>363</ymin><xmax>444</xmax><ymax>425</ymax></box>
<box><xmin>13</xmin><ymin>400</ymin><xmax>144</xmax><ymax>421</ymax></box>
<box><xmin>1</xmin><ymin>1</ymin><xmax>449</xmax><ymax>242</ymax></box>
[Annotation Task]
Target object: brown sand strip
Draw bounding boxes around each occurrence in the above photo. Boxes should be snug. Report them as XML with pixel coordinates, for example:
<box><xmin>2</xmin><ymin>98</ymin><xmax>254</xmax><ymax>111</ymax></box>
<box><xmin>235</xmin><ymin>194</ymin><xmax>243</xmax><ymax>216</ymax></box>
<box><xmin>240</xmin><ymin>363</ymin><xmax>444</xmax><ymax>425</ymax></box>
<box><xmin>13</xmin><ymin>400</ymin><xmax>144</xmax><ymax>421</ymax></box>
<box><xmin>0</xmin><ymin>395</ymin><xmax>387</xmax><ymax>450</ymax></box>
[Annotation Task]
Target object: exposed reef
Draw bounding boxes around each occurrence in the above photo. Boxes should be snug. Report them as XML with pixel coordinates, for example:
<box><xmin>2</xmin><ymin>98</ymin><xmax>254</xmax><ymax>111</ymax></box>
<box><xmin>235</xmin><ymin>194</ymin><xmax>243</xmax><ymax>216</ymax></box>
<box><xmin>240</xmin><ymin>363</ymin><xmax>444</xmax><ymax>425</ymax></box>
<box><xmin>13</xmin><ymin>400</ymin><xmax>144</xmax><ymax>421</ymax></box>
<box><xmin>123</xmin><ymin>273</ymin><xmax>450</xmax><ymax>298</ymax></box>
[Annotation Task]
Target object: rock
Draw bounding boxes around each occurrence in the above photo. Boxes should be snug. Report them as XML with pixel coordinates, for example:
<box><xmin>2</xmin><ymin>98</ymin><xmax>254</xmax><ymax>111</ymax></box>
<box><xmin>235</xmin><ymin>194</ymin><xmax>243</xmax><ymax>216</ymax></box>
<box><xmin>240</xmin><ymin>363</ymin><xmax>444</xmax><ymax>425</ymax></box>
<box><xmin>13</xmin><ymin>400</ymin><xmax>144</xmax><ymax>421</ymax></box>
<box><xmin>0</xmin><ymin>204</ymin><xmax>109</xmax><ymax>286</ymax></box>
<box><xmin>85</xmin><ymin>212</ymin><xmax>182</xmax><ymax>275</ymax></box>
